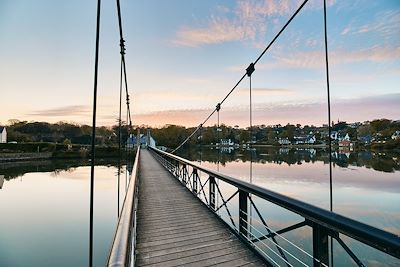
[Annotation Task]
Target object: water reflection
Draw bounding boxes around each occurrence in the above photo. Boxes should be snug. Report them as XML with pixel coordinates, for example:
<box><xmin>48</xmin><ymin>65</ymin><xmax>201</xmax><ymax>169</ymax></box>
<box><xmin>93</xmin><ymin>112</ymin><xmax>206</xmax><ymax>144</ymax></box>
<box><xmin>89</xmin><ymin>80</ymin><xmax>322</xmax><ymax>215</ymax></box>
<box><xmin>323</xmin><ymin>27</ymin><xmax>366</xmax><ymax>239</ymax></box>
<box><xmin>0</xmin><ymin>159</ymin><xmax>130</xmax><ymax>267</ymax></box>
<box><xmin>186</xmin><ymin>146</ymin><xmax>399</xmax><ymax>266</ymax></box>
<box><xmin>180</xmin><ymin>147</ymin><xmax>400</xmax><ymax>173</ymax></box>
<box><xmin>0</xmin><ymin>159</ymin><xmax>122</xmax><ymax>181</ymax></box>
<box><xmin>180</xmin><ymin>146</ymin><xmax>400</xmax><ymax>233</ymax></box>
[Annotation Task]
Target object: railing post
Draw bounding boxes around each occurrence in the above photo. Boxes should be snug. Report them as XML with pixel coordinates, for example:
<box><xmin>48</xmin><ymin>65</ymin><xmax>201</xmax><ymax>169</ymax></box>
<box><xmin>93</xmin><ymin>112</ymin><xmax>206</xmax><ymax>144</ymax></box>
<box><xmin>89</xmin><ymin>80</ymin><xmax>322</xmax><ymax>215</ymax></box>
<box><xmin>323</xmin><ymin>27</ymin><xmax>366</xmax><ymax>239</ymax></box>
<box><xmin>182</xmin><ymin>164</ymin><xmax>187</xmax><ymax>186</ymax></box>
<box><xmin>313</xmin><ymin>223</ymin><xmax>329</xmax><ymax>267</ymax></box>
<box><xmin>174</xmin><ymin>160</ymin><xmax>178</xmax><ymax>176</ymax></box>
<box><xmin>209</xmin><ymin>176</ymin><xmax>216</xmax><ymax>210</ymax></box>
<box><xmin>239</xmin><ymin>190</ymin><xmax>248</xmax><ymax>237</ymax></box>
<box><xmin>192</xmin><ymin>169</ymin><xmax>198</xmax><ymax>194</ymax></box>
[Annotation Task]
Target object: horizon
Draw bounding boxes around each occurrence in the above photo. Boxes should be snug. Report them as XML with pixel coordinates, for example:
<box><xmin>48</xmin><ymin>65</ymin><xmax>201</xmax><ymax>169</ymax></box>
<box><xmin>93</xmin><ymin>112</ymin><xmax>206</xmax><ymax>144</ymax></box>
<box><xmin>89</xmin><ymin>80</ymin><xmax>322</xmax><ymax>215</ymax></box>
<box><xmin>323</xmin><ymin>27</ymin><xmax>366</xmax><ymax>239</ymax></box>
<box><xmin>1</xmin><ymin>1</ymin><xmax>399</xmax><ymax>127</ymax></box>
<box><xmin>1</xmin><ymin>116</ymin><xmax>397</xmax><ymax>130</ymax></box>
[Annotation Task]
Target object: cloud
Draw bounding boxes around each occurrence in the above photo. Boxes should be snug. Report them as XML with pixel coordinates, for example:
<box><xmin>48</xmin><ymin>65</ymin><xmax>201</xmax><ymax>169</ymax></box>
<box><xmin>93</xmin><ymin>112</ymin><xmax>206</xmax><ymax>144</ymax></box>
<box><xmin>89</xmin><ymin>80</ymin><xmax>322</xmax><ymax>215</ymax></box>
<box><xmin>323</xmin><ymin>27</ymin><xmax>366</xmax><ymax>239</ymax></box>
<box><xmin>28</xmin><ymin>105</ymin><xmax>90</xmax><ymax>117</ymax></box>
<box><xmin>173</xmin><ymin>0</ymin><xmax>336</xmax><ymax>47</ymax></box>
<box><xmin>238</xmin><ymin>87</ymin><xmax>294</xmax><ymax>96</ymax></box>
<box><xmin>133</xmin><ymin>93</ymin><xmax>400</xmax><ymax>127</ymax></box>
<box><xmin>340</xmin><ymin>10</ymin><xmax>400</xmax><ymax>42</ymax></box>
<box><xmin>227</xmin><ymin>45</ymin><xmax>400</xmax><ymax>72</ymax></box>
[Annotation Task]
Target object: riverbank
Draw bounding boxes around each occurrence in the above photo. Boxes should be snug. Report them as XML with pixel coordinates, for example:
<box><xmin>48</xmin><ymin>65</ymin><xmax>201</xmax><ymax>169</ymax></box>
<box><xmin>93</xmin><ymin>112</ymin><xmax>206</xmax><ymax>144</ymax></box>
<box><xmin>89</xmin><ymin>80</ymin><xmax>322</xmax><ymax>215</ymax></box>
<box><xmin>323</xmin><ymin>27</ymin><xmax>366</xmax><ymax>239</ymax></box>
<box><xmin>0</xmin><ymin>142</ymin><xmax>134</xmax><ymax>162</ymax></box>
<box><xmin>0</xmin><ymin>152</ymin><xmax>53</xmax><ymax>162</ymax></box>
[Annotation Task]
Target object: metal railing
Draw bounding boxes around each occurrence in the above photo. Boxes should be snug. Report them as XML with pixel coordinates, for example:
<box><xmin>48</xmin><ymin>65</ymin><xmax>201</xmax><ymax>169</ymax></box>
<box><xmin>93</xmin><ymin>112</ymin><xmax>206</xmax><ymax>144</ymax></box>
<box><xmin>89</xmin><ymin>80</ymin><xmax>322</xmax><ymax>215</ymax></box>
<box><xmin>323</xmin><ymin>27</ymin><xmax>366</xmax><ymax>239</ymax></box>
<box><xmin>149</xmin><ymin>146</ymin><xmax>400</xmax><ymax>267</ymax></box>
<box><xmin>107</xmin><ymin>148</ymin><xmax>140</xmax><ymax>267</ymax></box>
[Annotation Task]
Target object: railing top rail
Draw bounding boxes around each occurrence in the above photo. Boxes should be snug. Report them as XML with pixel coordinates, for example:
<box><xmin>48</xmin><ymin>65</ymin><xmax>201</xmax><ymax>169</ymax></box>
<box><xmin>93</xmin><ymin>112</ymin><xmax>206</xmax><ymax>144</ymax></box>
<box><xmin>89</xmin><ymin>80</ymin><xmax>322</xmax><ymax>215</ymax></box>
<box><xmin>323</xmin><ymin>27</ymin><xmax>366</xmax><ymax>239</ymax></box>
<box><xmin>108</xmin><ymin>148</ymin><xmax>140</xmax><ymax>267</ymax></box>
<box><xmin>149</xmin><ymin>146</ymin><xmax>400</xmax><ymax>259</ymax></box>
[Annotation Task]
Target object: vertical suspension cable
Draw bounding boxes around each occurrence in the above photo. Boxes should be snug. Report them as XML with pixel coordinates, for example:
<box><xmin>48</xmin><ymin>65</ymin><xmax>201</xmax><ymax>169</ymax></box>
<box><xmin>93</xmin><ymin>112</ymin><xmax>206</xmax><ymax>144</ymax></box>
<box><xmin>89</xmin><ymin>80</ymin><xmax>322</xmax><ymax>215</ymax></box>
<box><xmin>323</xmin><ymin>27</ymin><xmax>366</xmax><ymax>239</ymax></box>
<box><xmin>217</xmin><ymin>111</ymin><xmax>220</xmax><ymax>172</ymax></box>
<box><xmin>323</xmin><ymin>0</ymin><xmax>333</xmax><ymax>214</ymax></box>
<box><xmin>89</xmin><ymin>1</ymin><xmax>101</xmax><ymax>266</ymax></box>
<box><xmin>126</xmin><ymin>107</ymin><xmax>128</xmax><ymax>191</ymax></box>
<box><xmin>117</xmin><ymin>58</ymin><xmax>123</xmax><ymax>218</ymax></box>
<box><xmin>323</xmin><ymin>0</ymin><xmax>334</xmax><ymax>265</ymax></box>
<box><xmin>249</xmin><ymin>75</ymin><xmax>253</xmax><ymax>147</ymax></box>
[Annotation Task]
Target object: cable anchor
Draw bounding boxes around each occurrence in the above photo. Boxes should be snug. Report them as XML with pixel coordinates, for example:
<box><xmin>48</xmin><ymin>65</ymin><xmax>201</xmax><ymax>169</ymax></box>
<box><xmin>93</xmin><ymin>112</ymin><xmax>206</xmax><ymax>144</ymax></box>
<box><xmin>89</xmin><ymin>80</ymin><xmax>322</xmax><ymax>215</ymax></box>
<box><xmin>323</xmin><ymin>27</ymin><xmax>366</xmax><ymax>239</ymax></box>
<box><xmin>246</xmin><ymin>63</ymin><xmax>255</xmax><ymax>77</ymax></box>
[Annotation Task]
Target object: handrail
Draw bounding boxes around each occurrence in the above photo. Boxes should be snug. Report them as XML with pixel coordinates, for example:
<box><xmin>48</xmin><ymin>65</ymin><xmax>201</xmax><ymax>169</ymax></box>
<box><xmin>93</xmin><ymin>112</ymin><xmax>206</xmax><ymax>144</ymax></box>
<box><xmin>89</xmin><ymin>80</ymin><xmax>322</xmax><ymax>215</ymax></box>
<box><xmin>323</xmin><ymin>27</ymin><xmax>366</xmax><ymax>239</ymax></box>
<box><xmin>149</xmin><ymin>146</ymin><xmax>400</xmax><ymax>259</ymax></box>
<box><xmin>107</xmin><ymin>148</ymin><xmax>140</xmax><ymax>267</ymax></box>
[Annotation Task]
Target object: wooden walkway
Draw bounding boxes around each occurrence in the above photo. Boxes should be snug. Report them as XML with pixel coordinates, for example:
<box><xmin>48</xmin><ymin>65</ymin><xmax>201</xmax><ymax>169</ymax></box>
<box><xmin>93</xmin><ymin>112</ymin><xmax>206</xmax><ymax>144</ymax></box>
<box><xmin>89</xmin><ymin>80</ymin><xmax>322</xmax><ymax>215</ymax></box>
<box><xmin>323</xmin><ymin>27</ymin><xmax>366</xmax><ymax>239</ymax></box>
<box><xmin>135</xmin><ymin>149</ymin><xmax>266</xmax><ymax>267</ymax></box>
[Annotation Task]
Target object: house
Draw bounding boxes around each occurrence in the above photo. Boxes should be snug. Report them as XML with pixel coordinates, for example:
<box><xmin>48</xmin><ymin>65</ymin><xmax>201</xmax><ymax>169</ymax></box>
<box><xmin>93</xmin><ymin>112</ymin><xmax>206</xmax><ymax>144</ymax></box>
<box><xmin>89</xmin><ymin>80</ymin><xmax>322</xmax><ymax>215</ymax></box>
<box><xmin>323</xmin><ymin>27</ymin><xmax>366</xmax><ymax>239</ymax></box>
<box><xmin>330</xmin><ymin>131</ymin><xmax>350</xmax><ymax>142</ymax></box>
<box><xmin>294</xmin><ymin>135</ymin><xmax>316</xmax><ymax>144</ymax></box>
<box><xmin>126</xmin><ymin>132</ymin><xmax>156</xmax><ymax>148</ymax></box>
<box><xmin>0</xmin><ymin>127</ymin><xmax>6</xmax><ymax>143</ymax></box>
<box><xmin>392</xmin><ymin>130</ymin><xmax>400</xmax><ymax>140</ymax></box>
<box><xmin>220</xmin><ymin>139</ymin><xmax>235</xmax><ymax>146</ymax></box>
<box><xmin>278</xmin><ymin>138</ymin><xmax>291</xmax><ymax>145</ymax></box>
<box><xmin>330</xmin><ymin>131</ymin><xmax>338</xmax><ymax>140</ymax></box>
<box><xmin>338</xmin><ymin>139</ymin><xmax>351</xmax><ymax>147</ymax></box>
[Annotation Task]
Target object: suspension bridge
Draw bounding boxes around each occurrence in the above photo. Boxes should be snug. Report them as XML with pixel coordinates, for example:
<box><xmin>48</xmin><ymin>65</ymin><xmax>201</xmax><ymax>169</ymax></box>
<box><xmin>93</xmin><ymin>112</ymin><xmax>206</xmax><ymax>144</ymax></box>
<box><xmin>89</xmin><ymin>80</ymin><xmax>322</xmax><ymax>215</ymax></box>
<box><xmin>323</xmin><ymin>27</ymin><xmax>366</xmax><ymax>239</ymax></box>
<box><xmin>85</xmin><ymin>0</ymin><xmax>400</xmax><ymax>266</ymax></box>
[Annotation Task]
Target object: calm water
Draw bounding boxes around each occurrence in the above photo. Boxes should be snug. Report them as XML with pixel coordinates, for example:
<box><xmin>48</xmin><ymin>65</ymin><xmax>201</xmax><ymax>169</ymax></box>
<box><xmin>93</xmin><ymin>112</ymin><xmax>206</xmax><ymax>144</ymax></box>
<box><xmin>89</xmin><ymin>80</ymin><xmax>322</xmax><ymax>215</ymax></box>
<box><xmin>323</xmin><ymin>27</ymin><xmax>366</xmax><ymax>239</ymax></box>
<box><xmin>0</xmin><ymin>160</ymin><xmax>128</xmax><ymax>267</ymax></box>
<box><xmin>177</xmin><ymin>147</ymin><xmax>400</xmax><ymax>266</ymax></box>
<box><xmin>0</xmin><ymin>148</ymin><xmax>399</xmax><ymax>266</ymax></box>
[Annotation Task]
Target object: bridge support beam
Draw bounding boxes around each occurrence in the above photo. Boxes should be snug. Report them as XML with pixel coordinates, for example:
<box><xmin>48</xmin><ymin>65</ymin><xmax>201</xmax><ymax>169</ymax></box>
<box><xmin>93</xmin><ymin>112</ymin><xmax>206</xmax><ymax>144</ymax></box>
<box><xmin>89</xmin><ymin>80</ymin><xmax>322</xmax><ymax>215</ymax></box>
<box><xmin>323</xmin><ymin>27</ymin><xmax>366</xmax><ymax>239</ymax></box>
<box><xmin>313</xmin><ymin>223</ymin><xmax>329</xmax><ymax>267</ymax></box>
<box><xmin>239</xmin><ymin>190</ymin><xmax>248</xmax><ymax>237</ymax></box>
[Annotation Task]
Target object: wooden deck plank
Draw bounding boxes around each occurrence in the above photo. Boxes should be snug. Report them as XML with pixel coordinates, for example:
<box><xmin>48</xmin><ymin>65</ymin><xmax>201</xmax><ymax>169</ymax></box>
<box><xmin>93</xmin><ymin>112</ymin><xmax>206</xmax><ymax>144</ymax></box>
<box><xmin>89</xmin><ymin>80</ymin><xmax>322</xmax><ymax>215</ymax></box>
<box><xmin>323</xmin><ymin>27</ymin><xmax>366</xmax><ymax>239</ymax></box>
<box><xmin>135</xmin><ymin>149</ymin><xmax>266</xmax><ymax>267</ymax></box>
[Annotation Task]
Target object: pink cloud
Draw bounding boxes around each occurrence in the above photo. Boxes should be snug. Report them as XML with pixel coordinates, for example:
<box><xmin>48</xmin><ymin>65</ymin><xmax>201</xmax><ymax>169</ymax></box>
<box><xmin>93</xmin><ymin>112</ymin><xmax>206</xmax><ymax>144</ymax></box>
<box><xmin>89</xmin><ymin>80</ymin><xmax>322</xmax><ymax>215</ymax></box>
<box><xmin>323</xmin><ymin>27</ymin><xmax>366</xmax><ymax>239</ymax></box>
<box><xmin>133</xmin><ymin>94</ymin><xmax>400</xmax><ymax>127</ymax></box>
<box><xmin>173</xmin><ymin>0</ymin><xmax>336</xmax><ymax>47</ymax></box>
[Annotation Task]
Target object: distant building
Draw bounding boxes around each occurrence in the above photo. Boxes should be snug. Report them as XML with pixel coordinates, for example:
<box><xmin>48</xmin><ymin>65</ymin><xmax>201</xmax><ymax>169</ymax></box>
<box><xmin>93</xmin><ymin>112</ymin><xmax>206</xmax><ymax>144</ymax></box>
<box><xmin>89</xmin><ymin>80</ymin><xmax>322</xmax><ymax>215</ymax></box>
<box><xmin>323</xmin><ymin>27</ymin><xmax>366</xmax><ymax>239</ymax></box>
<box><xmin>294</xmin><ymin>135</ymin><xmax>316</xmax><ymax>144</ymax></box>
<box><xmin>127</xmin><ymin>132</ymin><xmax>156</xmax><ymax>148</ymax></box>
<box><xmin>338</xmin><ymin>139</ymin><xmax>352</xmax><ymax>147</ymax></box>
<box><xmin>330</xmin><ymin>131</ymin><xmax>350</xmax><ymax>141</ymax></box>
<box><xmin>0</xmin><ymin>127</ymin><xmax>6</xmax><ymax>143</ymax></box>
<box><xmin>220</xmin><ymin>139</ymin><xmax>235</xmax><ymax>146</ymax></box>
<box><xmin>392</xmin><ymin>130</ymin><xmax>400</xmax><ymax>140</ymax></box>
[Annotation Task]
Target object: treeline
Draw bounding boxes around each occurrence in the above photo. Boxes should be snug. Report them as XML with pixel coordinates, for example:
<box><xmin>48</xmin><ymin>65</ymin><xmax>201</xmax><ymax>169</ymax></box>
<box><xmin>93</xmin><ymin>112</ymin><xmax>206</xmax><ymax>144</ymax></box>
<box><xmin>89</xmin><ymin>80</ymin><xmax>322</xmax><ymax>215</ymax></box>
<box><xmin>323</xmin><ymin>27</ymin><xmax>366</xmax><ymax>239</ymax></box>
<box><xmin>5</xmin><ymin>120</ymin><xmax>128</xmax><ymax>145</ymax></box>
<box><xmin>2</xmin><ymin>119</ymin><xmax>399</xmax><ymax>149</ymax></box>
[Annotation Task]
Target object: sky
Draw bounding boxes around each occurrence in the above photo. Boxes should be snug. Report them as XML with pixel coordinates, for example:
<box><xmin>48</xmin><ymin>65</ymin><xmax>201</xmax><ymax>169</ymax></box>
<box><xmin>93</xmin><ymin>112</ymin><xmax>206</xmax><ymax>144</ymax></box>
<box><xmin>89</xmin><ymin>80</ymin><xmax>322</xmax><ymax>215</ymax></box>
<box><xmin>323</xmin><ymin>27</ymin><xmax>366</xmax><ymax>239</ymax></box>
<box><xmin>0</xmin><ymin>0</ymin><xmax>399</xmax><ymax>127</ymax></box>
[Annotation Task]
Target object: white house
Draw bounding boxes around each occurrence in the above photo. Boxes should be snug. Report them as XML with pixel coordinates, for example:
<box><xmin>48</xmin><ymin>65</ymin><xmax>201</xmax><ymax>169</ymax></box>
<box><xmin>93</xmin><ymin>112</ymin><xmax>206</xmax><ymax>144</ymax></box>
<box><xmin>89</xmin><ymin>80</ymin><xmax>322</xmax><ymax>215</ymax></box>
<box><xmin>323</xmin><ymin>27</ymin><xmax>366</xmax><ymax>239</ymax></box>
<box><xmin>220</xmin><ymin>139</ymin><xmax>235</xmax><ymax>146</ymax></box>
<box><xmin>294</xmin><ymin>135</ymin><xmax>316</xmax><ymax>144</ymax></box>
<box><xmin>0</xmin><ymin>127</ymin><xmax>6</xmax><ymax>143</ymax></box>
<box><xmin>392</xmin><ymin>130</ymin><xmax>400</xmax><ymax>140</ymax></box>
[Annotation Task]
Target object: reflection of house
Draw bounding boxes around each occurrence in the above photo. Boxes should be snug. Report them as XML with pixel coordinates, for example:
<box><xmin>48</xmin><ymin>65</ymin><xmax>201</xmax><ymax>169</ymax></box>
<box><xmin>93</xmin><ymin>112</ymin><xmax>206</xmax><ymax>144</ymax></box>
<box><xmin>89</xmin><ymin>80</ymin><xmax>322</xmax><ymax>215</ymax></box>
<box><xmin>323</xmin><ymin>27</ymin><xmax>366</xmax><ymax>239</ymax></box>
<box><xmin>126</xmin><ymin>133</ymin><xmax>156</xmax><ymax>148</ymax></box>
<box><xmin>294</xmin><ymin>135</ymin><xmax>316</xmax><ymax>144</ymax></box>
<box><xmin>220</xmin><ymin>146</ymin><xmax>234</xmax><ymax>153</ymax></box>
<box><xmin>392</xmin><ymin>131</ymin><xmax>400</xmax><ymax>140</ymax></box>
<box><xmin>278</xmin><ymin>138</ymin><xmax>291</xmax><ymax>145</ymax></box>
<box><xmin>0</xmin><ymin>127</ymin><xmax>6</xmax><ymax>143</ymax></box>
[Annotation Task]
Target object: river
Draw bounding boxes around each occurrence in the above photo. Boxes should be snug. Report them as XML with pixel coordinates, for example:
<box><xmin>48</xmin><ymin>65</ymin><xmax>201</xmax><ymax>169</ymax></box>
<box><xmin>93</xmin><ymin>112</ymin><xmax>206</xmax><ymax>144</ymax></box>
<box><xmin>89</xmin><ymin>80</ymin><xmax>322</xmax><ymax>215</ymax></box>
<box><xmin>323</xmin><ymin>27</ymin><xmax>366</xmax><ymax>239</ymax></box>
<box><xmin>0</xmin><ymin>147</ymin><xmax>399</xmax><ymax>266</ymax></box>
